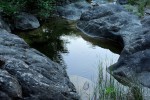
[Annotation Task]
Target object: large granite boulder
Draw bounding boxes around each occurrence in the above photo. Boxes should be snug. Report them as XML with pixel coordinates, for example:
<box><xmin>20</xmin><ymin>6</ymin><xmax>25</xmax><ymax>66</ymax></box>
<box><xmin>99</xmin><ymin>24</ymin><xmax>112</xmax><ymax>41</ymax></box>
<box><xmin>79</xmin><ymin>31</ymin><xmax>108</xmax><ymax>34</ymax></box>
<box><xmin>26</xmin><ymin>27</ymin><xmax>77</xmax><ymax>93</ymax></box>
<box><xmin>77</xmin><ymin>4</ymin><xmax>150</xmax><ymax>88</ymax></box>
<box><xmin>14</xmin><ymin>12</ymin><xmax>40</xmax><ymax>30</ymax></box>
<box><xmin>0</xmin><ymin>28</ymin><xmax>79</xmax><ymax>99</ymax></box>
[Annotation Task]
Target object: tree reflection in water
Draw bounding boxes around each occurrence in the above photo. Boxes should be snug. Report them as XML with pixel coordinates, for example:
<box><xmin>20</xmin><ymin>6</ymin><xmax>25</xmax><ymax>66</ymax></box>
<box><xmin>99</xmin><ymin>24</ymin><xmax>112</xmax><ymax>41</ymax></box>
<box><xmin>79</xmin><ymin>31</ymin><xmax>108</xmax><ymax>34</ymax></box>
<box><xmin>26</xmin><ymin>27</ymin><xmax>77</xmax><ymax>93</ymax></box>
<box><xmin>17</xmin><ymin>17</ymin><xmax>79</xmax><ymax>66</ymax></box>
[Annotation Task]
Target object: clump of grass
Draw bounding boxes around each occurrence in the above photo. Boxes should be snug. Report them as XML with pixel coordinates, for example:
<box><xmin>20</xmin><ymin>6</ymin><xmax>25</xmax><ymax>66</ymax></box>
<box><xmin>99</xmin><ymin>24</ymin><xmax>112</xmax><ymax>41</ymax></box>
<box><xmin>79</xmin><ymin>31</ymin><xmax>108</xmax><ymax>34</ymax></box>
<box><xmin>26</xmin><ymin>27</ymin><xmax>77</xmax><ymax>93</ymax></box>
<box><xmin>92</xmin><ymin>61</ymin><xmax>128</xmax><ymax>100</ymax></box>
<box><xmin>92</xmin><ymin>60</ymin><xmax>150</xmax><ymax>100</ymax></box>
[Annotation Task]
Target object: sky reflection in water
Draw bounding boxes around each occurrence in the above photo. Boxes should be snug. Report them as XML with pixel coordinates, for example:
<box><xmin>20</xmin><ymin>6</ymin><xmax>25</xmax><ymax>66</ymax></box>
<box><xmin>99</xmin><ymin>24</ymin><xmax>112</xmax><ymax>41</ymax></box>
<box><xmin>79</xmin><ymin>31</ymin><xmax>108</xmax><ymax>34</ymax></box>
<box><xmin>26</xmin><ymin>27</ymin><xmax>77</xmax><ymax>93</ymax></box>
<box><xmin>61</xmin><ymin>35</ymin><xmax>119</xmax><ymax>81</ymax></box>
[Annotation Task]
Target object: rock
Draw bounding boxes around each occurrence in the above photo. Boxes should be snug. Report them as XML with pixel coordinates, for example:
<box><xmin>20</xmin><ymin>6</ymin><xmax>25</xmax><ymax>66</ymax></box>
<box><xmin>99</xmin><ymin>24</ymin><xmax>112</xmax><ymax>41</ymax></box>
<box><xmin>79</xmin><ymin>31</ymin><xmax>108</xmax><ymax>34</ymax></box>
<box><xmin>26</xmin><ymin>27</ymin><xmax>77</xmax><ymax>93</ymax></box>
<box><xmin>0</xmin><ymin>28</ymin><xmax>79</xmax><ymax>100</ymax></box>
<box><xmin>77</xmin><ymin>4</ymin><xmax>150</xmax><ymax>88</ymax></box>
<box><xmin>14</xmin><ymin>12</ymin><xmax>40</xmax><ymax>30</ymax></box>
<box><xmin>0</xmin><ymin>16</ymin><xmax>11</xmax><ymax>32</ymax></box>
<box><xmin>77</xmin><ymin>4</ymin><xmax>129</xmax><ymax>46</ymax></box>
<box><xmin>0</xmin><ymin>69</ymin><xmax>22</xmax><ymax>98</ymax></box>
<box><xmin>145</xmin><ymin>8</ymin><xmax>150</xmax><ymax>16</ymax></box>
<box><xmin>69</xmin><ymin>75</ymin><xmax>94</xmax><ymax>100</ymax></box>
<box><xmin>57</xmin><ymin>1</ymin><xmax>92</xmax><ymax>20</ymax></box>
<box><xmin>0</xmin><ymin>91</ymin><xmax>11</xmax><ymax>100</ymax></box>
<box><xmin>91</xmin><ymin>0</ymin><xmax>109</xmax><ymax>5</ymax></box>
<box><xmin>90</xmin><ymin>1</ymin><xmax>99</xmax><ymax>6</ymax></box>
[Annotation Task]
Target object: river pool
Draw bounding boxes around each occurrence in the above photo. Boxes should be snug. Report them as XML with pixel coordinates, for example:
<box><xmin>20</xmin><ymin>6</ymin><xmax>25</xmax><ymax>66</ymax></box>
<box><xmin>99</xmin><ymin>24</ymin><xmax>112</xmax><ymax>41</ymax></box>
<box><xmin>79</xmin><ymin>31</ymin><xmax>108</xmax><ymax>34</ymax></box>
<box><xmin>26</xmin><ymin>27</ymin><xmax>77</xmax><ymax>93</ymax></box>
<box><xmin>16</xmin><ymin>17</ymin><xmax>120</xmax><ymax>82</ymax></box>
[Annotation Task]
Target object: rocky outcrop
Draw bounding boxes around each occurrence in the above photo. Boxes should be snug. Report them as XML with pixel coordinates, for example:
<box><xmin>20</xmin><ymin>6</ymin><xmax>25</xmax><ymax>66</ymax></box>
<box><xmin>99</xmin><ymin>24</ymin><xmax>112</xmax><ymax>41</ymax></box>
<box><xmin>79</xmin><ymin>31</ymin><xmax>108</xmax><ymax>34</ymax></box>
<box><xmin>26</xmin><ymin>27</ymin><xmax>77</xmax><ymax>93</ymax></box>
<box><xmin>57</xmin><ymin>1</ymin><xmax>92</xmax><ymax>20</ymax></box>
<box><xmin>14</xmin><ymin>12</ymin><xmax>40</xmax><ymax>30</ymax></box>
<box><xmin>0</xmin><ymin>27</ymin><xmax>79</xmax><ymax>99</ymax></box>
<box><xmin>77</xmin><ymin>4</ymin><xmax>150</xmax><ymax>88</ymax></box>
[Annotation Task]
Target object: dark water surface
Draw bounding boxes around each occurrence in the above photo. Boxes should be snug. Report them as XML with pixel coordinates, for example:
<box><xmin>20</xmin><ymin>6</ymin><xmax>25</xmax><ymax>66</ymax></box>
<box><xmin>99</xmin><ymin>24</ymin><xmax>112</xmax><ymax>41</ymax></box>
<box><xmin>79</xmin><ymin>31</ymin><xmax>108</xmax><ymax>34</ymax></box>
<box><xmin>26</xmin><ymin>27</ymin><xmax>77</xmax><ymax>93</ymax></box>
<box><xmin>17</xmin><ymin>17</ymin><xmax>120</xmax><ymax>81</ymax></box>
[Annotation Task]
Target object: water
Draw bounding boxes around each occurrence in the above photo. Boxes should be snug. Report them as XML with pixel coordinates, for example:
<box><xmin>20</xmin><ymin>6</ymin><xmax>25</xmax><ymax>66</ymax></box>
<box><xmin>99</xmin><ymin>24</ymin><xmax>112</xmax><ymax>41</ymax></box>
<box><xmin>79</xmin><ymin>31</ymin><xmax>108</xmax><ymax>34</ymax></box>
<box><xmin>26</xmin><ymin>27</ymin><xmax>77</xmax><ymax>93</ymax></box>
<box><xmin>61</xmin><ymin>35</ymin><xmax>119</xmax><ymax>80</ymax></box>
<box><xmin>16</xmin><ymin>17</ymin><xmax>120</xmax><ymax>81</ymax></box>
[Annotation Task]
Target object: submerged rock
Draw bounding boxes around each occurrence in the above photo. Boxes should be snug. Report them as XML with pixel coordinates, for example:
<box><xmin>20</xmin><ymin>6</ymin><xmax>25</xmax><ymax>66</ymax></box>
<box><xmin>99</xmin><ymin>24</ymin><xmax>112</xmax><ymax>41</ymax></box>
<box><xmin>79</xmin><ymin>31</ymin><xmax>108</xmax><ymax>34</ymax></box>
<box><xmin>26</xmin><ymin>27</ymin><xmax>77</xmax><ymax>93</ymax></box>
<box><xmin>77</xmin><ymin>4</ymin><xmax>150</xmax><ymax>88</ymax></box>
<box><xmin>14</xmin><ymin>12</ymin><xmax>40</xmax><ymax>30</ymax></box>
<box><xmin>0</xmin><ymin>27</ymin><xmax>79</xmax><ymax>99</ymax></box>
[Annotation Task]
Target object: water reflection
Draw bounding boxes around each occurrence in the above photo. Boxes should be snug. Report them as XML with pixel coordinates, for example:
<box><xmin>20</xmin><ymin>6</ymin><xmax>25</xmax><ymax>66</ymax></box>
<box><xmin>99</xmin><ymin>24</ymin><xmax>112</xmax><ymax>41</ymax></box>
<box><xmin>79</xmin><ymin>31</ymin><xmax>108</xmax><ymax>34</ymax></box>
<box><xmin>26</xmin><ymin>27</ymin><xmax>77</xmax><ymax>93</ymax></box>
<box><xmin>17</xmin><ymin>17</ymin><xmax>119</xmax><ymax>80</ymax></box>
<box><xmin>16</xmin><ymin>18</ymin><xmax>78</xmax><ymax>65</ymax></box>
<box><xmin>61</xmin><ymin>35</ymin><xmax>119</xmax><ymax>80</ymax></box>
<box><xmin>80</xmin><ymin>32</ymin><xmax>123</xmax><ymax>54</ymax></box>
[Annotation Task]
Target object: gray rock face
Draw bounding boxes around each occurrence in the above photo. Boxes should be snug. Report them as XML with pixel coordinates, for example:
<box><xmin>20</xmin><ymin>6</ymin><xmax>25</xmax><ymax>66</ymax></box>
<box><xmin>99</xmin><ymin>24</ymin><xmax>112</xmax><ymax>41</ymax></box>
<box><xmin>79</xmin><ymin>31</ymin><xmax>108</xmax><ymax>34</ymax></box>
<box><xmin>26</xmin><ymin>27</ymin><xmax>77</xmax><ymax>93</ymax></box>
<box><xmin>145</xmin><ymin>8</ymin><xmax>150</xmax><ymax>16</ymax></box>
<box><xmin>14</xmin><ymin>12</ymin><xmax>40</xmax><ymax>30</ymax></box>
<box><xmin>0</xmin><ymin>28</ymin><xmax>79</xmax><ymax>99</ymax></box>
<box><xmin>57</xmin><ymin>1</ymin><xmax>92</xmax><ymax>20</ymax></box>
<box><xmin>77</xmin><ymin>4</ymin><xmax>150</xmax><ymax>88</ymax></box>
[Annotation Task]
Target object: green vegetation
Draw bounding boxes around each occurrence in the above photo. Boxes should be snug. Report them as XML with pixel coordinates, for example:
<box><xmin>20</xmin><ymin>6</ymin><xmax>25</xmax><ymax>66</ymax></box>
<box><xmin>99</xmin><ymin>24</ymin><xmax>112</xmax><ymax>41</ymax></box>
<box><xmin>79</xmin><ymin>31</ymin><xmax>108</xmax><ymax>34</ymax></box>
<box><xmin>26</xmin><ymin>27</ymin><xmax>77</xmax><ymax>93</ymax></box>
<box><xmin>128</xmin><ymin>0</ymin><xmax>150</xmax><ymax>6</ymax></box>
<box><xmin>93</xmin><ymin>61</ymin><xmax>128</xmax><ymax>100</ymax></box>
<box><xmin>93</xmin><ymin>61</ymin><xmax>150</xmax><ymax>100</ymax></box>
<box><xmin>0</xmin><ymin>0</ymin><xmax>149</xmax><ymax>18</ymax></box>
<box><xmin>127</xmin><ymin>0</ymin><xmax>150</xmax><ymax>16</ymax></box>
<box><xmin>0</xmin><ymin>0</ymin><xmax>23</xmax><ymax>16</ymax></box>
<box><xmin>0</xmin><ymin>0</ymin><xmax>58</xmax><ymax>19</ymax></box>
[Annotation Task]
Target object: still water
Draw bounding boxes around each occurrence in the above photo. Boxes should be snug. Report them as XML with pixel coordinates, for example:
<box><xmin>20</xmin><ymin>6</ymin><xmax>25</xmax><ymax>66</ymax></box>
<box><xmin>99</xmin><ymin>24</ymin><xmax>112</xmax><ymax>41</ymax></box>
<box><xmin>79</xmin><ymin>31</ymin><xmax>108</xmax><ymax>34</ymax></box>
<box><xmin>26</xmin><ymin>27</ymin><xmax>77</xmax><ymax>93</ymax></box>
<box><xmin>17</xmin><ymin>17</ymin><xmax>120</xmax><ymax>81</ymax></box>
<box><xmin>61</xmin><ymin>35</ymin><xmax>119</xmax><ymax>80</ymax></box>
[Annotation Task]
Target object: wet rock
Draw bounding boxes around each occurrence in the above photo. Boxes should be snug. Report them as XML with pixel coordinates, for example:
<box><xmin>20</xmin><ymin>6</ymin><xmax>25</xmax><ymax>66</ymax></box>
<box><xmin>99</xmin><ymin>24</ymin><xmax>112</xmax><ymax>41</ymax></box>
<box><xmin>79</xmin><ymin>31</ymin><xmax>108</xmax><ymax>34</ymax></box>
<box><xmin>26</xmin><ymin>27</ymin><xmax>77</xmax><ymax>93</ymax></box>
<box><xmin>14</xmin><ymin>12</ymin><xmax>40</xmax><ymax>30</ymax></box>
<box><xmin>0</xmin><ymin>29</ymin><xmax>79</xmax><ymax>100</ymax></box>
<box><xmin>77</xmin><ymin>4</ymin><xmax>150</xmax><ymax>88</ymax></box>
<box><xmin>57</xmin><ymin>1</ymin><xmax>92</xmax><ymax>20</ymax></box>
